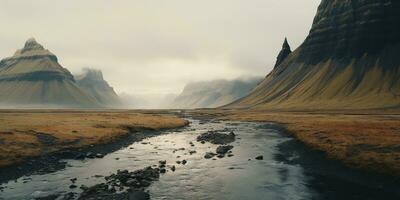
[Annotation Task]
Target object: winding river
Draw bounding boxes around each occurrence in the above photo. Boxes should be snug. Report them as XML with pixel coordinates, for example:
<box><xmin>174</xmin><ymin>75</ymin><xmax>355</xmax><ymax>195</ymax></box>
<box><xmin>0</xmin><ymin>118</ymin><xmax>399</xmax><ymax>200</ymax></box>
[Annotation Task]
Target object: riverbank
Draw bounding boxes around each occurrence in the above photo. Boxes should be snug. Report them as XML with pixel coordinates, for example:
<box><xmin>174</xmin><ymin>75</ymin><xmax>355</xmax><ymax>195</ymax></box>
<box><xmin>189</xmin><ymin>109</ymin><xmax>400</xmax><ymax>176</ymax></box>
<box><xmin>0</xmin><ymin>110</ymin><xmax>188</xmax><ymax>168</ymax></box>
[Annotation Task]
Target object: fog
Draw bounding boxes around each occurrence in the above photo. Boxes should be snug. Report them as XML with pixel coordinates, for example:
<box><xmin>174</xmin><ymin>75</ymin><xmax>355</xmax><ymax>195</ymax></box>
<box><xmin>0</xmin><ymin>0</ymin><xmax>320</xmax><ymax>98</ymax></box>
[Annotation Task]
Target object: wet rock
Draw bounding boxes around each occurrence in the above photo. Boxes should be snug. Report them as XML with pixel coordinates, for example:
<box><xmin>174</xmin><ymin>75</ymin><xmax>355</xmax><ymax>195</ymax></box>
<box><xmin>227</xmin><ymin>154</ymin><xmax>234</xmax><ymax>157</ymax></box>
<box><xmin>74</xmin><ymin>153</ymin><xmax>86</xmax><ymax>160</ymax></box>
<box><xmin>255</xmin><ymin>155</ymin><xmax>264</xmax><ymax>160</ymax></box>
<box><xmin>86</xmin><ymin>152</ymin><xmax>96</xmax><ymax>159</ymax></box>
<box><xmin>217</xmin><ymin>154</ymin><xmax>225</xmax><ymax>158</ymax></box>
<box><xmin>69</xmin><ymin>184</ymin><xmax>77</xmax><ymax>189</ymax></box>
<box><xmin>79</xmin><ymin>167</ymin><xmax>158</xmax><ymax>200</ymax></box>
<box><xmin>197</xmin><ymin>130</ymin><xmax>235</xmax><ymax>144</ymax></box>
<box><xmin>160</xmin><ymin>168</ymin><xmax>166</xmax><ymax>173</ymax></box>
<box><xmin>95</xmin><ymin>153</ymin><xmax>104</xmax><ymax>158</ymax></box>
<box><xmin>189</xmin><ymin>150</ymin><xmax>197</xmax><ymax>155</ymax></box>
<box><xmin>70</xmin><ymin>178</ymin><xmax>77</xmax><ymax>183</ymax></box>
<box><xmin>204</xmin><ymin>152</ymin><xmax>217</xmax><ymax>159</ymax></box>
<box><xmin>171</xmin><ymin>165</ymin><xmax>176</xmax><ymax>172</ymax></box>
<box><xmin>216</xmin><ymin>145</ymin><xmax>234</xmax><ymax>155</ymax></box>
<box><xmin>182</xmin><ymin>160</ymin><xmax>187</xmax><ymax>165</ymax></box>
<box><xmin>80</xmin><ymin>185</ymin><xmax>89</xmax><ymax>191</ymax></box>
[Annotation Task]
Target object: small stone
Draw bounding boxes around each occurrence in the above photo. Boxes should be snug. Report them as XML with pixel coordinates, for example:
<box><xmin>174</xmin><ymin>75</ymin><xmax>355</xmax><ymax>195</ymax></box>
<box><xmin>182</xmin><ymin>160</ymin><xmax>187</xmax><ymax>165</ymax></box>
<box><xmin>204</xmin><ymin>152</ymin><xmax>217</xmax><ymax>159</ymax></box>
<box><xmin>80</xmin><ymin>185</ymin><xmax>89</xmax><ymax>191</ymax></box>
<box><xmin>216</xmin><ymin>145</ymin><xmax>233</xmax><ymax>155</ymax></box>
<box><xmin>255</xmin><ymin>155</ymin><xmax>264</xmax><ymax>160</ymax></box>
<box><xmin>69</xmin><ymin>184</ymin><xmax>77</xmax><ymax>189</ymax></box>
<box><xmin>171</xmin><ymin>165</ymin><xmax>176</xmax><ymax>172</ymax></box>
<box><xmin>95</xmin><ymin>153</ymin><xmax>104</xmax><ymax>158</ymax></box>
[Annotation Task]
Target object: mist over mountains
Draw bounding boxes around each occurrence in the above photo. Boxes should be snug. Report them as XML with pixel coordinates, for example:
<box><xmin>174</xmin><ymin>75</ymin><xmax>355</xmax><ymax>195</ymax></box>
<box><xmin>170</xmin><ymin>77</ymin><xmax>262</xmax><ymax>109</ymax></box>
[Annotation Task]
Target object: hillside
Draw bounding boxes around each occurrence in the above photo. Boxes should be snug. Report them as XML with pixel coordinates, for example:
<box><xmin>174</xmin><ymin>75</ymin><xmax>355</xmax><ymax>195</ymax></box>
<box><xmin>0</xmin><ymin>38</ymin><xmax>100</xmax><ymax>108</ymax></box>
<box><xmin>227</xmin><ymin>0</ymin><xmax>400</xmax><ymax>110</ymax></box>
<box><xmin>171</xmin><ymin>77</ymin><xmax>262</xmax><ymax>109</ymax></box>
<box><xmin>75</xmin><ymin>68</ymin><xmax>121</xmax><ymax>107</ymax></box>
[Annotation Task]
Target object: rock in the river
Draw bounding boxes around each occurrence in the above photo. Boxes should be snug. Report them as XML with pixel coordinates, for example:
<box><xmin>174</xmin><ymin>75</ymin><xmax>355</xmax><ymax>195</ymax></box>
<box><xmin>204</xmin><ymin>152</ymin><xmax>217</xmax><ymax>159</ymax></box>
<box><xmin>216</xmin><ymin>145</ymin><xmax>234</xmax><ymax>155</ymax></box>
<box><xmin>255</xmin><ymin>155</ymin><xmax>264</xmax><ymax>160</ymax></box>
<box><xmin>79</xmin><ymin>166</ymin><xmax>159</xmax><ymax>200</ymax></box>
<box><xmin>69</xmin><ymin>184</ymin><xmax>77</xmax><ymax>189</ymax></box>
<box><xmin>95</xmin><ymin>153</ymin><xmax>104</xmax><ymax>158</ymax></box>
<box><xmin>197</xmin><ymin>130</ymin><xmax>235</xmax><ymax>144</ymax></box>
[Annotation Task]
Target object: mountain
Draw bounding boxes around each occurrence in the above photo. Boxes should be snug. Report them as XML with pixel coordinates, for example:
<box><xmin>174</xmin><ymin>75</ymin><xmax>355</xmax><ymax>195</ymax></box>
<box><xmin>75</xmin><ymin>68</ymin><xmax>121</xmax><ymax>107</ymax></box>
<box><xmin>171</xmin><ymin>77</ymin><xmax>262</xmax><ymax>109</ymax></box>
<box><xmin>119</xmin><ymin>93</ymin><xmax>177</xmax><ymax>109</ymax></box>
<box><xmin>227</xmin><ymin>0</ymin><xmax>400</xmax><ymax>110</ymax></box>
<box><xmin>0</xmin><ymin>38</ymin><xmax>100</xmax><ymax>108</ymax></box>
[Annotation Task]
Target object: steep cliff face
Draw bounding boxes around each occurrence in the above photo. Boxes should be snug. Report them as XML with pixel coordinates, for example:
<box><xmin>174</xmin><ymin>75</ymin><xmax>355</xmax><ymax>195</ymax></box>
<box><xmin>227</xmin><ymin>0</ymin><xmax>400</xmax><ymax>110</ymax></box>
<box><xmin>0</xmin><ymin>38</ymin><xmax>100</xmax><ymax>108</ymax></box>
<box><xmin>171</xmin><ymin>77</ymin><xmax>262</xmax><ymax>109</ymax></box>
<box><xmin>75</xmin><ymin>69</ymin><xmax>121</xmax><ymax>107</ymax></box>
<box><xmin>299</xmin><ymin>0</ymin><xmax>400</xmax><ymax>64</ymax></box>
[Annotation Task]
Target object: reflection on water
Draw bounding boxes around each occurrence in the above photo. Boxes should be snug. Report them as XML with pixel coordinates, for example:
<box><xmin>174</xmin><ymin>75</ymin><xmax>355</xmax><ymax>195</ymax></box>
<box><xmin>1</xmin><ymin>119</ymin><xmax>397</xmax><ymax>200</ymax></box>
<box><xmin>0</xmin><ymin>119</ymin><xmax>313</xmax><ymax>200</ymax></box>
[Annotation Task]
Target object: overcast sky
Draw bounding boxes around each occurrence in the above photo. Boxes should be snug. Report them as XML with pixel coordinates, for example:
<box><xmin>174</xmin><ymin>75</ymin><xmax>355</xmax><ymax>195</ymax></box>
<box><xmin>0</xmin><ymin>0</ymin><xmax>320</xmax><ymax>96</ymax></box>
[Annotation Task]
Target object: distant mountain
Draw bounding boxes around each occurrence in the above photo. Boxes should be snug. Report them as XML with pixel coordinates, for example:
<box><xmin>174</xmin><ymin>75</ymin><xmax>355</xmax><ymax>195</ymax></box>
<box><xmin>75</xmin><ymin>68</ymin><xmax>121</xmax><ymax>107</ymax></box>
<box><xmin>0</xmin><ymin>38</ymin><xmax>100</xmax><ymax>108</ymax></box>
<box><xmin>170</xmin><ymin>77</ymin><xmax>262</xmax><ymax>109</ymax></box>
<box><xmin>227</xmin><ymin>0</ymin><xmax>400</xmax><ymax>110</ymax></box>
<box><xmin>119</xmin><ymin>93</ymin><xmax>177</xmax><ymax>109</ymax></box>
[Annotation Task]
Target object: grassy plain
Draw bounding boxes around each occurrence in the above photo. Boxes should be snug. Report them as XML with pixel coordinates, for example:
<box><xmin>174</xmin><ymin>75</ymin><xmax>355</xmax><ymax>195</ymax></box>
<box><xmin>0</xmin><ymin>110</ymin><xmax>188</xmax><ymax>167</ymax></box>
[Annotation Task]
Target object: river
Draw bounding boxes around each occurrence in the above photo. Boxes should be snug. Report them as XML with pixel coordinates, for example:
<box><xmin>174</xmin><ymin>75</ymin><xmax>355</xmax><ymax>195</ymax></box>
<box><xmin>0</xmin><ymin>118</ymin><xmax>398</xmax><ymax>200</ymax></box>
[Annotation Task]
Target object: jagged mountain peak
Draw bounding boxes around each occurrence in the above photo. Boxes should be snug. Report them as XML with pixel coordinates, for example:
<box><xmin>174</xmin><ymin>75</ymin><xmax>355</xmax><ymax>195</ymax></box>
<box><xmin>75</xmin><ymin>68</ymin><xmax>120</xmax><ymax>107</ymax></box>
<box><xmin>282</xmin><ymin>37</ymin><xmax>290</xmax><ymax>50</ymax></box>
<box><xmin>274</xmin><ymin>37</ymin><xmax>292</xmax><ymax>68</ymax></box>
<box><xmin>23</xmin><ymin>38</ymin><xmax>44</xmax><ymax>51</ymax></box>
<box><xmin>11</xmin><ymin>38</ymin><xmax>55</xmax><ymax>60</ymax></box>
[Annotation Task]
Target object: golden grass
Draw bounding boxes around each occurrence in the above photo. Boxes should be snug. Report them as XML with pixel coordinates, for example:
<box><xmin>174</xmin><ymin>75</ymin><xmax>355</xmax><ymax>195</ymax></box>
<box><xmin>0</xmin><ymin>110</ymin><xmax>188</xmax><ymax>167</ymax></box>
<box><xmin>191</xmin><ymin>109</ymin><xmax>400</xmax><ymax>176</ymax></box>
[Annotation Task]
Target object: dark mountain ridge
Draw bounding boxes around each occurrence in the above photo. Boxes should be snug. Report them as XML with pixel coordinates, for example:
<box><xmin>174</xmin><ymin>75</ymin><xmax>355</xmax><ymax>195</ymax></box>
<box><xmin>227</xmin><ymin>0</ymin><xmax>400</xmax><ymax>110</ymax></box>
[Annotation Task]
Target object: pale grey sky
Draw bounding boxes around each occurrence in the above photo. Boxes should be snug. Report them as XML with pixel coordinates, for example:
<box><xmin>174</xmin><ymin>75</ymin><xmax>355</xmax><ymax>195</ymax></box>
<box><xmin>0</xmin><ymin>0</ymin><xmax>320</xmax><ymax>95</ymax></box>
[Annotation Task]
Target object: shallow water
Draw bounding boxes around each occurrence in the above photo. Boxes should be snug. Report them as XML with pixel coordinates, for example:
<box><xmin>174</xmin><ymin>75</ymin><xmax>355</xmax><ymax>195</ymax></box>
<box><xmin>0</xmin><ymin>118</ymin><xmax>398</xmax><ymax>200</ymax></box>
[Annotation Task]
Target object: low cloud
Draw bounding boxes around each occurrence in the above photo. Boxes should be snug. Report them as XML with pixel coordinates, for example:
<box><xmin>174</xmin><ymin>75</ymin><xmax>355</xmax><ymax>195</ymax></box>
<box><xmin>0</xmin><ymin>0</ymin><xmax>320</xmax><ymax>95</ymax></box>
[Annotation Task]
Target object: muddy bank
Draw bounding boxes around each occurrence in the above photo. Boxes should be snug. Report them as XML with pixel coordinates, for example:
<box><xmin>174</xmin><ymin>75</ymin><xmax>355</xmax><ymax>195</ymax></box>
<box><xmin>0</xmin><ymin>126</ymin><xmax>187</xmax><ymax>184</ymax></box>
<box><xmin>275</xmin><ymin>126</ymin><xmax>400</xmax><ymax>200</ymax></box>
